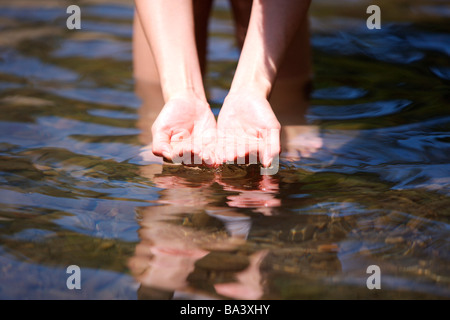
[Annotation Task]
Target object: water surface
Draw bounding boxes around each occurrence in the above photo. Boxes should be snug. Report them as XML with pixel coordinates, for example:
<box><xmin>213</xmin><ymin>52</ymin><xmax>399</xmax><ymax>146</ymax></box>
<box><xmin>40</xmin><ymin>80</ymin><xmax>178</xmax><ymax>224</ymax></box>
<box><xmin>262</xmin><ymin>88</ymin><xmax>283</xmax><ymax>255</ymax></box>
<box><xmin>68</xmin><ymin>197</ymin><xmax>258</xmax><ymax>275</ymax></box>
<box><xmin>0</xmin><ymin>0</ymin><xmax>449</xmax><ymax>299</ymax></box>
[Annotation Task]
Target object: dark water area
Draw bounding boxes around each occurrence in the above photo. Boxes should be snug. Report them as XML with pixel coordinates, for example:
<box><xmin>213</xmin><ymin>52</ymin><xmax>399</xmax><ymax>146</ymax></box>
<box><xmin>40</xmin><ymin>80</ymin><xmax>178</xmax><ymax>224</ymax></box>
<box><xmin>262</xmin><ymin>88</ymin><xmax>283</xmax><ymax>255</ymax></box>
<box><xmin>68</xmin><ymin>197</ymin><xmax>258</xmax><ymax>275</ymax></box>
<box><xmin>0</xmin><ymin>0</ymin><xmax>449</xmax><ymax>299</ymax></box>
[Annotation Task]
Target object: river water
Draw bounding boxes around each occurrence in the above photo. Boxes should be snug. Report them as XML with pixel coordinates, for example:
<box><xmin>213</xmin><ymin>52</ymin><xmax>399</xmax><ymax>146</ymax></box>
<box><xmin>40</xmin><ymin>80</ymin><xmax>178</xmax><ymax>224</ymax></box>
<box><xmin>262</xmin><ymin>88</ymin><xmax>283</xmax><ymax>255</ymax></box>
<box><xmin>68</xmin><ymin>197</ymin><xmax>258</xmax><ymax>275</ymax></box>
<box><xmin>0</xmin><ymin>0</ymin><xmax>449</xmax><ymax>299</ymax></box>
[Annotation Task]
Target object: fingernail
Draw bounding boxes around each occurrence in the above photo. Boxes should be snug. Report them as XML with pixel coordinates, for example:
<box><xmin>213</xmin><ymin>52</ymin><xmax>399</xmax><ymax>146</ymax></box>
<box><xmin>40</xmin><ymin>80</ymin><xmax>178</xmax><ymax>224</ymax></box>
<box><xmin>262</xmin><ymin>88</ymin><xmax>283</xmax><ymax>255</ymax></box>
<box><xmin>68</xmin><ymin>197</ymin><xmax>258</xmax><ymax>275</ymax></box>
<box><xmin>263</xmin><ymin>154</ymin><xmax>272</xmax><ymax>168</ymax></box>
<box><xmin>203</xmin><ymin>151</ymin><xmax>210</xmax><ymax>164</ymax></box>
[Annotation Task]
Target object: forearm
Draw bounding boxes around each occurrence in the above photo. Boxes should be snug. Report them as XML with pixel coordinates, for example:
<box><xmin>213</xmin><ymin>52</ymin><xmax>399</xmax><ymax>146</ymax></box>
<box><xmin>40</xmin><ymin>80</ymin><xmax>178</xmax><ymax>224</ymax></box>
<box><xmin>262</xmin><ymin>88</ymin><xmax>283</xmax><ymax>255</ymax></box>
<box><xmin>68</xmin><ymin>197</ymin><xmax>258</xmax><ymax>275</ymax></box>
<box><xmin>134</xmin><ymin>0</ymin><xmax>206</xmax><ymax>102</ymax></box>
<box><xmin>229</xmin><ymin>0</ymin><xmax>311</xmax><ymax>98</ymax></box>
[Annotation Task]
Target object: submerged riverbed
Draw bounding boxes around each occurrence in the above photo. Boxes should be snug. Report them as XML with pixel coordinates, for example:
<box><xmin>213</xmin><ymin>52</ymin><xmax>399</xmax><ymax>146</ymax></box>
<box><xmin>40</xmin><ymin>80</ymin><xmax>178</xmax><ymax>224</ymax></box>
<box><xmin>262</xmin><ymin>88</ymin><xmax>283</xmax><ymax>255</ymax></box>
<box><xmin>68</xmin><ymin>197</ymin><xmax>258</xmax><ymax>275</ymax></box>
<box><xmin>0</xmin><ymin>0</ymin><xmax>449</xmax><ymax>299</ymax></box>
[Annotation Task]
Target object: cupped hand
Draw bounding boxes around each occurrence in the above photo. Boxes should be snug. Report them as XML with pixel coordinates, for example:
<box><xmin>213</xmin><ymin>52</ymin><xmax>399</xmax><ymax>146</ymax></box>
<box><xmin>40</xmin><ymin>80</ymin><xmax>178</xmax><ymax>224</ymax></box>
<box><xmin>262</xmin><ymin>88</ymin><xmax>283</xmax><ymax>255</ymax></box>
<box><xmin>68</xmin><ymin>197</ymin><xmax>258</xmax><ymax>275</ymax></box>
<box><xmin>216</xmin><ymin>91</ymin><xmax>281</xmax><ymax>168</ymax></box>
<box><xmin>151</xmin><ymin>92</ymin><xmax>217</xmax><ymax>165</ymax></box>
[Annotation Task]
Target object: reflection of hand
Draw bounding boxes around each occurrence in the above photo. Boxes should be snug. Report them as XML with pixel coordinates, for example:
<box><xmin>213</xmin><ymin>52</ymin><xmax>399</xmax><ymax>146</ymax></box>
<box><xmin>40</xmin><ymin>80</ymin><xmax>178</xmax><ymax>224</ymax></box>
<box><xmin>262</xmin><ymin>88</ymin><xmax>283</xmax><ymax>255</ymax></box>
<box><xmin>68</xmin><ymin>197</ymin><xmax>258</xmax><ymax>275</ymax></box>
<box><xmin>151</xmin><ymin>92</ymin><xmax>217</xmax><ymax>165</ymax></box>
<box><xmin>152</xmin><ymin>174</ymin><xmax>215</xmax><ymax>206</ymax></box>
<box><xmin>226</xmin><ymin>191</ymin><xmax>280</xmax><ymax>210</ymax></box>
<box><xmin>216</xmin><ymin>92</ymin><xmax>280</xmax><ymax>167</ymax></box>
<box><xmin>217</xmin><ymin>175</ymin><xmax>280</xmax><ymax>211</ymax></box>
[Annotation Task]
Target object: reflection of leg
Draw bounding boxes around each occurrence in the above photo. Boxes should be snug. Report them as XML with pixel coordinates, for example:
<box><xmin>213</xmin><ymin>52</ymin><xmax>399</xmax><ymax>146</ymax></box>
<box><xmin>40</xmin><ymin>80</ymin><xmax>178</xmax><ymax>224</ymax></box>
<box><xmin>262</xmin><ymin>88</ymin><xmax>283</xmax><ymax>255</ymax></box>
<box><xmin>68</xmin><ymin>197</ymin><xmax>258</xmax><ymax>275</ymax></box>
<box><xmin>269</xmin><ymin>17</ymin><xmax>312</xmax><ymax>125</ymax></box>
<box><xmin>214</xmin><ymin>250</ymin><xmax>268</xmax><ymax>300</ymax></box>
<box><xmin>270</xmin><ymin>19</ymin><xmax>323</xmax><ymax>159</ymax></box>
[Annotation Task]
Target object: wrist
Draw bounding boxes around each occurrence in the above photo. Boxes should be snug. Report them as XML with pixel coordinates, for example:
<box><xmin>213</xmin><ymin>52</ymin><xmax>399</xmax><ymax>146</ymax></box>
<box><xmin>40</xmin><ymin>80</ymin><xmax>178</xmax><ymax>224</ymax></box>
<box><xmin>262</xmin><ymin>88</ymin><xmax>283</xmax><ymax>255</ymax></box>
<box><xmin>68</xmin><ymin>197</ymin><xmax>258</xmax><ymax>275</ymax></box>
<box><xmin>223</xmin><ymin>88</ymin><xmax>272</xmax><ymax>115</ymax></box>
<box><xmin>229</xmin><ymin>73</ymin><xmax>273</xmax><ymax>99</ymax></box>
<box><xmin>163</xmin><ymin>86</ymin><xmax>207</xmax><ymax>104</ymax></box>
<box><xmin>159</xmin><ymin>58</ymin><xmax>207</xmax><ymax>103</ymax></box>
<box><xmin>228</xmin><ymin>82</ymin><xmax>272</xmax><ymax>100</ymax></box>
<box><xmin>164</xmin><ymin>88</ymin><xmax>211</xmax><ymax>113</ymax></box>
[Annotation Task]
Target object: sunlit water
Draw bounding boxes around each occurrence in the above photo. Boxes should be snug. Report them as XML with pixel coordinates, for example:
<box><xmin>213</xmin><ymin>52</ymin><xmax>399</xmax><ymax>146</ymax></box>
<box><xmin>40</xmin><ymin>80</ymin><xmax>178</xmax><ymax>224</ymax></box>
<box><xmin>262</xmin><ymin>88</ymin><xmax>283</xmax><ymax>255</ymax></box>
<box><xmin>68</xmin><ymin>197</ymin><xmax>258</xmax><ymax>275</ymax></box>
<box><xmin>0</xmin><ymin>0</ymin><xmax>449</xmax><ymax>299</ymax></box>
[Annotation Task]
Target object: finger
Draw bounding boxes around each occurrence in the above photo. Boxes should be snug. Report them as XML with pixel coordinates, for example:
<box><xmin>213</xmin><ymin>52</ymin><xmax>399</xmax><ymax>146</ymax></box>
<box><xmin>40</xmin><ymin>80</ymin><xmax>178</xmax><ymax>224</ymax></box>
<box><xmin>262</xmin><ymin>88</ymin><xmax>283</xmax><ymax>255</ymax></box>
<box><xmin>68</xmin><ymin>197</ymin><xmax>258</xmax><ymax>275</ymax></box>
<box><xmin>236</xmin><ymin>137</ymin><xmax>247</xmax><ymax>165</ymax></box>
<box><xmin>182</xmin><ymin>140</ymin><xmax>194</xmax><ymax>165</ymax></box>
<box><xmin>247</xmin><ymin>135</ymin><xmax>259</xmax><ymax>165</ymax></box>
<box><xmin>268</xmin><ymin>127</ymin><xmax>281</xmax><ymax>166</ymax></box>
<box><xmin>261</xmin><ymin>128</ymin><xmax>280</xmax><ymax>168</ymax></box>
<box><xmin>152</xmin><ymin>131</ymin><xmax>173</xmax><ymax>160</ymax></box>
<box><xmin>203</xmin><ymin>148</ymin><xmax>216</xmax><ymax>167</ymax></box>
<box><xmin>214</xmin><ymin>145</ymin><xmax>223</xmax><ymax>166</ymax></box>
<box><xmin>192</xmin><ymin>143</ymin><xmax>203</xmax><ymax>166</ymax></box>
<box><xmin>208</xmin><ymin>149</ymin><xmax>218</xmax><ymax>167</ymax></box>
<box><xmin>257</xmin><ymin>130</ymin><xmax>266</xmax><ymax>166</ymax></box>
<box><xmin>248</xmin><ymin>149</ymin><xmax>258</xmax><ymax>165</ymax></box>
<box><xmin>202</xmin><ymin>127</ymin><xmax>217</xmax><ymax>166</ymax></box>
<box><xmin>214</xmin><ymin>131</ymin><xmax>225</xmax><ymax>165</ymax></box>
<box><xmin>192</xmin><ymin>131</ymin><xmax>203</xmax><ymax>164</ymax></box>
<box><xmin>224</xmin><ymin>129</ymin><xmax>236</xmax><ymax>164</ymax></box>
<box><xmin>170</xmin><ymin>129</ymin><xmax>192</xmax><ymax>164</ymax></box>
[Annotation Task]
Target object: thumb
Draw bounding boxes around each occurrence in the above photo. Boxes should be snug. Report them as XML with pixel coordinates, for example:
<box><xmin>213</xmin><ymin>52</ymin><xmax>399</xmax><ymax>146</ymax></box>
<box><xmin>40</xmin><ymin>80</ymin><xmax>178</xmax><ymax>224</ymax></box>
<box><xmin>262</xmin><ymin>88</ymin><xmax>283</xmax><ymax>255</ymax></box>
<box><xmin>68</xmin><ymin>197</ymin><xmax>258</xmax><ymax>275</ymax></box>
<box><xmin>152</xmin><ymin>130</ymin><xmax>173</xmax><ymax>160</ymax></box>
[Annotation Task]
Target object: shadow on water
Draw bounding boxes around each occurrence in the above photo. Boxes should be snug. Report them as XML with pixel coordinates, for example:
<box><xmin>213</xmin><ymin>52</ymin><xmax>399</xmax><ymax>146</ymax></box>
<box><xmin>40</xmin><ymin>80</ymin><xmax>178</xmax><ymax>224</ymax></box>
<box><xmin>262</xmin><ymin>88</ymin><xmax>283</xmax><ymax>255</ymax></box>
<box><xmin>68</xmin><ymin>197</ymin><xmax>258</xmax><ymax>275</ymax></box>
<box><xmin>0</xmin><ymin>0</ymin><xmax>449</xmax><ymax>299</ymax></box>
